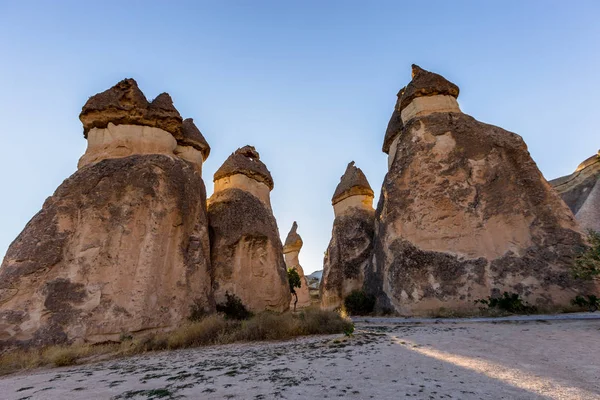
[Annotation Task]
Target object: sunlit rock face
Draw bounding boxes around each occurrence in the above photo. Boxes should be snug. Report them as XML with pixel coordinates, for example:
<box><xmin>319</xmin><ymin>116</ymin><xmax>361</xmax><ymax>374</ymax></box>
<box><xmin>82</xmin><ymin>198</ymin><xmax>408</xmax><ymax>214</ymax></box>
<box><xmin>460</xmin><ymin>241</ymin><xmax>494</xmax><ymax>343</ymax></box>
<box><xmin>366</xmin><ymin>65</ymin><xmax>596</xmax><ymax>316</ymax></box>
<box><xmin>550</xmin><ymin>151</ymin><xmax>600</xmax><ymax>233</ymax></box>
<box><xmin>320</xmin><ymin>162</ymin><xmax>375</xmax><ymax>310</ymax></box>
<box><xmin>208</xmin><ymin>146</ymin><xmax>290</xmax><ymax>312</ymax></box>
<box><xmin>0</xmin><ymin>79</ymin><xmax>213</xmax><ymax>347</ymax></box>
<box><xmin>283</xmin><ymin>222</ymin><xmax>311</xmax><ymax>309</ymax></box>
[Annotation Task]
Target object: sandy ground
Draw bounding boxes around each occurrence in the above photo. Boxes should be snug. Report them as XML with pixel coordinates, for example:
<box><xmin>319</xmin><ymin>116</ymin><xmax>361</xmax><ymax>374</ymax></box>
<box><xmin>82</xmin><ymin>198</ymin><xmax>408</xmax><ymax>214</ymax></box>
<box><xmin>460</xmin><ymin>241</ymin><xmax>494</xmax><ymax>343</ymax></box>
<box><xmin>1</xmin><ymin>318</ymin><xmax>599</xmax><ymax>399</ymax></box>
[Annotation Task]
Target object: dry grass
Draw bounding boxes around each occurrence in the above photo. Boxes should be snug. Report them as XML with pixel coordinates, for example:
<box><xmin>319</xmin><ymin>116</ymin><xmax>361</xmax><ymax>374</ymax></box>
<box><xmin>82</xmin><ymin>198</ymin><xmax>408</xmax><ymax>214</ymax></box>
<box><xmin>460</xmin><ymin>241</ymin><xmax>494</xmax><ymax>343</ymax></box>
<box><xmin>0</xmin><ymin>309</ymin><xmax>352</xmax><ymax>376</ymax></box>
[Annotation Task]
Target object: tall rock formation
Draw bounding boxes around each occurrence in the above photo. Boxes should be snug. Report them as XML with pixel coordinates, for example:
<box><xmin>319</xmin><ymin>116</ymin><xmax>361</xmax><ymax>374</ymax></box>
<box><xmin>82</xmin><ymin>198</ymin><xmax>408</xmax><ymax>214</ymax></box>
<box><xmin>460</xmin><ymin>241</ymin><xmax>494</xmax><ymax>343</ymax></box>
<box><xmin>208</xmin><ymin>146</ymin><xmax>290</xmax><ymax>312</ymax></box>
<box><xmin>0</xmin><ymin>79</ymin><xmax>213</xmax><ymax>347</ymax></box>
<box><xmin>550</xmin><ymin>151</ymin><xmax>600</xmax><ymax>233</ymax></box>
<box><xmin>320</xmin><ymin>162</ymin><xmax>375</xmax><ymax>310</ymax></box>
<box><xmin>283</xmin><ymin>222</ymin><xmax>311</xmax><ymax>309</ymax></box>
<box><xmin>366</xmin><ymin>65</ymin><xmax>595</xmax><ymax>315</ymax></box>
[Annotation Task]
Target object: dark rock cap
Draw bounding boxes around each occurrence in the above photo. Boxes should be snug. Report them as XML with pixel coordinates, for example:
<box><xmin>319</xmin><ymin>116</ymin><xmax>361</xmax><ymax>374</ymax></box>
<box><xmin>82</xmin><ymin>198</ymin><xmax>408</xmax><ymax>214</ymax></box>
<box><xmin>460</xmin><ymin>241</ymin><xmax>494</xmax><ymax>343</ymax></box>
<box><xmin>398</xmin><ymin>65</ymin><xmax>459</xmax><ymax>111</ymax></box>
<box><xmin>180</xmin><ymin>118</ymin><xmax>211</xmax><ymax>160</ymax></box>
<box><xmin>214</xmin><ymin>145</ymin><xmax>274</xmax><ymax>190</ymax></box>
<box><xmin>283</xmin><ymin>221</ymin><xmax>303</xmax><ymax>253</ymax></box>
<box><xmin>331</xmin><ymin>162</ymin><xmax>374</xmax><ymax>205</ymax></box>
<box><xmin>79</xmin><ymin>78</ymin><xmax>183</xmax><ymax>138</ymax></box>
<box><xmin>382</xmin><ymin>94</ymin><xmax>404</xmax><ymax>154</ymax></box>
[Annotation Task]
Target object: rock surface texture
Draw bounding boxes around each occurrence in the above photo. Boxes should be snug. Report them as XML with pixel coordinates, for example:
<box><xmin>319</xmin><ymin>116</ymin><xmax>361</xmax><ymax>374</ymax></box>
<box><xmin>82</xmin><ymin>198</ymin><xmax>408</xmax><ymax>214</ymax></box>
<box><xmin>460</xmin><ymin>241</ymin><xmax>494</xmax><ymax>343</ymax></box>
<box><xmin>283</xmin><ymin>222</ymin><xmax>311</xmax><ymax>309</ymax></box>
<box><xmin>208</xmin><ymin>146</ymin><xmax>290</xmax><ymax>312</ymax></box>
<box><xmin>321</xmin><ymin>162</ymin><xmax>375</xmax><ymax>310</ymax></box>
<box><xmin>0</xmin><ymin>79</ymin><xmax>213</xmax><ymax>347</ymax></box>
<box><xmin>550</xmin><ymin>151</ymin><xmax>600</xmax><ymax>233</ymax></box>
<box><xmin>365</xmin><ymin>65</ymin><xmax>595</xmax><ymax>315</ymax></box>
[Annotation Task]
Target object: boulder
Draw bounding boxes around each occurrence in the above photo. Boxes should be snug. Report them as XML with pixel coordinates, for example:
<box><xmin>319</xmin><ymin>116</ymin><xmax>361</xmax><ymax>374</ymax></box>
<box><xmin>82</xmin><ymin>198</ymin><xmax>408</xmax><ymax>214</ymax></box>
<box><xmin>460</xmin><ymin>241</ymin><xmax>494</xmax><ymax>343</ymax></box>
<box><xmin>366</xmin><ymin>65</ymin><xmax>596</xmax><ymax>315</ymax></box>
<box><xmin>283</xmin><ymin>222</ymin><xmax>311</xmax><ymax>309</ymax></box>
<box><xmin>0</xmin><ymin>80</ymin><xmax>213</xmax><ymax>347</ymax></box>
<box><xmin>550</xmin><ymin>151</ymin><xmax>600</xmax><ymax>233</ymax></box>
<box><xmin>208</xmin><ymin>146</ymin><xmax>290</xmax><ymax>312</ymax></box>
<box><xmin>320</xmin><ymin>162</ymin><xmax>375</xmax><ymax>310</ymax></box>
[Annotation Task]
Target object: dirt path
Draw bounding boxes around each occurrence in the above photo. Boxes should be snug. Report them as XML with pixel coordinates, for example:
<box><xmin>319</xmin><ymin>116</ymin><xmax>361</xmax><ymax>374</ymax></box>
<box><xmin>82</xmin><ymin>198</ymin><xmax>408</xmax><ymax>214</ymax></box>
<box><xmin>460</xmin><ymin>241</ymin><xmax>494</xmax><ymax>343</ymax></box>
<box><xmin>1</xmin><ymin>319</ymin><xmax>599</xmax><ymax>399</ymax></box>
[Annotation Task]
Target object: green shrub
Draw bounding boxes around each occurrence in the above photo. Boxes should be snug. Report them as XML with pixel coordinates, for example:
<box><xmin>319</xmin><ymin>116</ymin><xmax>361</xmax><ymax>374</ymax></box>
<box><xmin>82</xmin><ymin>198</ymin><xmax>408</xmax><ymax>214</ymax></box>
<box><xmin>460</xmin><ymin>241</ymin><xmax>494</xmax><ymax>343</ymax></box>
<box><xmin>344</xmin><ymin>290</ymin><xmax>375</xmax><ymax>315</ymax></box>
<box><xmin>572</xmin><ymin>230</ymin><xmax>600</xmax><ymax>280</ymax></box>
<box><xmin>216</xmin><ymin>292</ymin><xmax>253</xmax><ymax>320</ymax></box>
<box><xmin>475</xmin><ymin>291</ymin><xmax>537</xmax><ymax>314</ymax></box>
<box><xmin>571</xmin><ymin>295</ymin><xmax>599</xmax><ymax>312</ymax></box>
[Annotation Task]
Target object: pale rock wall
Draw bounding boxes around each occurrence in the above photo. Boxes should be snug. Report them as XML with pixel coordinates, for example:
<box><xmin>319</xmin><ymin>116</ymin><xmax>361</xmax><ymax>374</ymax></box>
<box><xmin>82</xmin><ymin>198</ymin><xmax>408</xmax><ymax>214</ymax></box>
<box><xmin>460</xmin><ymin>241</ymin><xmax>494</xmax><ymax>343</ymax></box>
<box><xmin>333</xmin><ymin>194</ymin><xmax>374</xmax><ymax>217</ymax></box>
<box><xmin>214</xmin><ymin>174</ymin><xmax>272</xmax><ymax>209</ymax></box>
<box><xmin>283</xmin><ymin>250</ymin><xmax>311</xmax><ymax>309</ymax></box>
<box><xmin>400</xmin><ymin>95</ymin><xmax>461</xmax><ymax>124</ymax></box>
<box><xmin>174</xmin><ymin>145</ymin><xmax>204</xmax><ymax>172</ymax></box>
<box><xmin>550</xmin><ymin>153</ymin><xmax>600</xmax><ymax>233</ymax></box>
<box><xmin>78</xmin><ymin>123</ymin><xmax>178</xmax><ymax>169</ymax></box>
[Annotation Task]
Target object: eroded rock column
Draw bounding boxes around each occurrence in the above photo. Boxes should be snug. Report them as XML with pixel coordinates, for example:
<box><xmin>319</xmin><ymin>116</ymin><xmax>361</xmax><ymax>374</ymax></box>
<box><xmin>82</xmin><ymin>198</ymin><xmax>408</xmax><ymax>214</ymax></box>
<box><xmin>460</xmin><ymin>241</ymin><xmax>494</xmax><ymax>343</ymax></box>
<box><xmin>320</xmin><ymin>162</ymin><xmax>375</xmax><ymax>310</ymax></box>
<box><xmin>208</xmin><ymin>146</ymin><xmax>290</xmax><ymax>312</ymax></box>
<box><xmin>368</xmin><ymin>65</ymin><xmax>595</xmax><ymax>316</ymax></box>
<box><xmin>283</xmin><ymin>222</ymin><xmax>311</xmax><ymax>309</ymax></box>
<box><xmin>0</xmin><ymin>79</ymin><xmax>213</xmax><ymax>347</ymax></box>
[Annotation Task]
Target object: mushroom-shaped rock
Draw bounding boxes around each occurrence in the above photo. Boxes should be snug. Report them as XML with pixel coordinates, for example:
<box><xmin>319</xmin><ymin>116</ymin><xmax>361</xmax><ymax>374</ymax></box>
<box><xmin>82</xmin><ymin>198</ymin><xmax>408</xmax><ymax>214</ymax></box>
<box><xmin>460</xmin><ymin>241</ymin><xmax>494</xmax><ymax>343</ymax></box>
<box><xmin>214</xmin><ymin>145</ymin><xmax>274</xmax><ymax>190</ymax></box>
<box><xmin>0</xmin><ymin>81</ymin><xmax>214</xmax><ymax>348</ymax></box>
<box><xmin>283</xmin><ymin>221</ymin><xmax>303</xmax><ymax>254</ymax></box>
<box><xmin>321</xmin><ymin>163</ymin><xmax>375</xmax><ymax>311</ymax></box>
<box><xmin>331</xmin><ymin>162</ymin><xmax>374</xmax><ymax>217</ymax></box>
<box><xmin>399</xmin><ymin>64</ymin><xmax>459</xmax><ymax>111</ymax></box>
<box><xmin>364</xmin><ymin>65</ymin><xmax>597</xmax><ymax>316</ymax></box>
<box><xmin>77</xmin><ymin>79</ymin><xmax>210</xmax><ymax>170</ymax></box>
<box><xmin>79</xmin><ymin>79</ymin><xmax>182</xmax><ymax>137</ymax></box>
<box><xmin>208</xmin><ymin>147</ymin><xmax>290</xmax><ymax>312</ymax></box>
<box><xmin>213</xmin><ymin>146</ymin><xmax>274</xmax><ymax>208</ymax></box>
<box><xmin>550</xmin><ymin>150</ymin><xmax>600</xmax><ymax>232</ymax></box>
<box><xmin>283</xmin><ymin>222</ymin><xmax>311</xmax><ymax>309</ymax></box>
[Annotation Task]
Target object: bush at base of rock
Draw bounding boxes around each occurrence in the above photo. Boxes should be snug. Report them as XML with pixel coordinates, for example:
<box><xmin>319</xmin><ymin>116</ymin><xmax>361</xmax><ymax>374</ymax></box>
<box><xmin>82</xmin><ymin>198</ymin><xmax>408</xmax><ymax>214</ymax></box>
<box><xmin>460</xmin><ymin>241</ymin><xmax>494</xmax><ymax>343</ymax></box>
<box><xmin>216</xmin><ymin>292</ymin><xmax>253</xmax><ymax>320</ymax></box>
<box><xmin>475</xmin><ymin>292</ymin><xmax>537</xmax><ymax>314</ymax></box>
<box><xmin>571</xmin><ymin>295</ymin><xmax>599</xmax><ymax>312</ymax></box>
<box><xmin>344</xmin><ymin>290</ymin><xmax>376</xmax><ymax>315</ymax></box>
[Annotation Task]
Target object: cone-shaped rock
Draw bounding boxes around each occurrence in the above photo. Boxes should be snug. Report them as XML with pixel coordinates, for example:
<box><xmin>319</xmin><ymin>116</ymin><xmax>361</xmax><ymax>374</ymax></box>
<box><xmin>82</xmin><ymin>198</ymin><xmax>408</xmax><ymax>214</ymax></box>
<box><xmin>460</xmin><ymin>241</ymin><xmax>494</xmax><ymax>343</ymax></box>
<box><xmin>365</xmin><ymin>65</ymin><xmax>596</xmax><ymax>315</ymax></box>
<box><xmin>550</xmin><ymin>150</ymin><xmax>600</xmax><ymax>232</ymax></box>
<box><xmin>0</xmin><ymin>80</ymin><xmax>213</xmax><ymax>347</ymax></box>
<box><xmin>208</xmin><ymin>146</ymin><xmax>290</xmax><ymax>312</ymax></box>
<box><xmin>283</xmin><ymin>222</ymin><xmax>311</xmax><ymax>309</ymax></box>
<box><xmin>321</xmin><ymin>162</ymin><xmax>375</xmax><ymax>310</ymax></box>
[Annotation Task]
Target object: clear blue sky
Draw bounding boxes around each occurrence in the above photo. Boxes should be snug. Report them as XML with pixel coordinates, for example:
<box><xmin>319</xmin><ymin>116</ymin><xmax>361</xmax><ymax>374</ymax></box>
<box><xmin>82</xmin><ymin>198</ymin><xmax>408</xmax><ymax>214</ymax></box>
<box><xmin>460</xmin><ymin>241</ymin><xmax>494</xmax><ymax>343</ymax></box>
<box><xmin>1</xmin><ymin>1</ymin><xmax>599</xmax><ymax>274</ymax></box>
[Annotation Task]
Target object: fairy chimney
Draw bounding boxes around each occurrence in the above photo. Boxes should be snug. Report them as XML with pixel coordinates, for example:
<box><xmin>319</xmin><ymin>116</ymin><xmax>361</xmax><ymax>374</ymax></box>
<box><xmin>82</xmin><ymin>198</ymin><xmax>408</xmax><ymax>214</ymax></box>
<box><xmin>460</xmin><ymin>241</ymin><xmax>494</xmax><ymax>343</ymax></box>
<box><xmin>320</xmin><ymin>162</ymin><xmax>375</xmax><ymax>310</ymax></box>
<box><xmin>365</xmin><ymin>65</ymin><xmax>596</xmax><ymax>316</ymax></box>
<box><xmin>208</xmin><ymin>146</ymin><xmax>290</xmax><ymax>312</ymax></box>
<box><xmin>283</xmin><ymin>222</ymin><xmax>311</xmax><ymax>309</ymax></box>
<box><xmin>0</xmin><ymin>79</ymin><xmax>213</xmax><ymax>347</ymax></box>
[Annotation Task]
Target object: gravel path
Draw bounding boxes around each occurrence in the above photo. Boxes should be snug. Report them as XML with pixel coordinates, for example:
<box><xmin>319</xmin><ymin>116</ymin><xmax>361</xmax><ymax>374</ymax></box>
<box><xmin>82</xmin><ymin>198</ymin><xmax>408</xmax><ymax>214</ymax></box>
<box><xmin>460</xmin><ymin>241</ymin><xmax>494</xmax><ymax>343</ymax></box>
<box><xmin>1</xmin><ymin>319</ymin><xmax>599</xmax><ymax>399</ymax></box>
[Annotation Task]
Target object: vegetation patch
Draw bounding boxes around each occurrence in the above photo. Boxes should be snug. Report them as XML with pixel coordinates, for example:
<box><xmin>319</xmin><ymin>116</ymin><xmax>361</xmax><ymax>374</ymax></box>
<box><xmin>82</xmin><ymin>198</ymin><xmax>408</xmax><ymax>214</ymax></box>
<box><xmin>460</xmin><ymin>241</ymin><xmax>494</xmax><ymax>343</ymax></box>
<box><xmin>0</xmin><ymin>309</ymin><xmax>352</xmax><ymax>376</ymax></box>
<box><xmin>344</xmin><ymin>290</ymin><xmax>375</xmax><ymax>315</ymax></box>
<box><xmin>475</xmin><ymin>291</ymin><xmax>537</xmax><ymax>314</ymax></box>
<box><xmin>216</xmin><ymin>292</ymin><xmax>252</xmax><ymax>320</ymax></box>
<box><xmin>572</xmin><ymin>230</ymin><xmax>600</xmax><ymax>280</ymax></box>
<box><xmin>571</xmin><ymin>295</ymin><xmax>599</xmax><ymax>312</ymax></box>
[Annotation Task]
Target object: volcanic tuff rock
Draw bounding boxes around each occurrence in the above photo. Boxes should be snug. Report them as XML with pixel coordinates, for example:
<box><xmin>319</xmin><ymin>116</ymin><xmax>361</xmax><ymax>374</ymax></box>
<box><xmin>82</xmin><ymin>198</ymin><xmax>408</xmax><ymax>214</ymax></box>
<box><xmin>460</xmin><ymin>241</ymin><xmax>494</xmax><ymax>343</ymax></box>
<box><xmin>365</xmin><ymin>65</ymin><xmax>596</xmax><ymax>315</ymax></box>
<box><xmin>283</xmin><ymin>222</ymin><xmax>311</xmax><ymax>309</ymax></box>
<box><xmin>550</xmin><ymin>151</ymin><xmax>600</xmax><ymax>233</ymax></box>
<box><xmin>321</xmin><ymin>162</ymin><xmax>375</xmax><ymax>310</ymax></box>
<box><xmin>77</xmin><ymin>79</ymin><xmax>210</xmax><ymax>170</ymax></box>
<box><xmin>0</xmin><ymin>80</ymin><xmax>213</xmax><ymax>347</ymax></box>
<box><xmin>209</xmin><ymin>146</ymin><xmax>290</xmax><ymax>312</ymax></box>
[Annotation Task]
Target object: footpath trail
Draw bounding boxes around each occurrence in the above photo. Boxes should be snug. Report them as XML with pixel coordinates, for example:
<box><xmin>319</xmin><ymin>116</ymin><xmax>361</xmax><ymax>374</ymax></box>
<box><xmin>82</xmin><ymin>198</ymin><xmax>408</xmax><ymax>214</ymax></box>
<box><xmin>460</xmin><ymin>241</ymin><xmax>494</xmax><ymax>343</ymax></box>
<box><xmin>1</xmin><ymin>316</ymin><xmax>599</xmax><ymax>399</ymax></box>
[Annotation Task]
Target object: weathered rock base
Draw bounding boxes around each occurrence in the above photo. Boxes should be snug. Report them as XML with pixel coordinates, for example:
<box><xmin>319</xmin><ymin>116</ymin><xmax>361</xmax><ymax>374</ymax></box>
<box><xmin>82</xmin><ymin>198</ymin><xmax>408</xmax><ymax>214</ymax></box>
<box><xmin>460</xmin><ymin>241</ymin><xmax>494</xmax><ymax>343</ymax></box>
<box><xmin>0</xmin><ymin>155</ymin><xmax>213</xmax><ymax>347</ymax></box>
